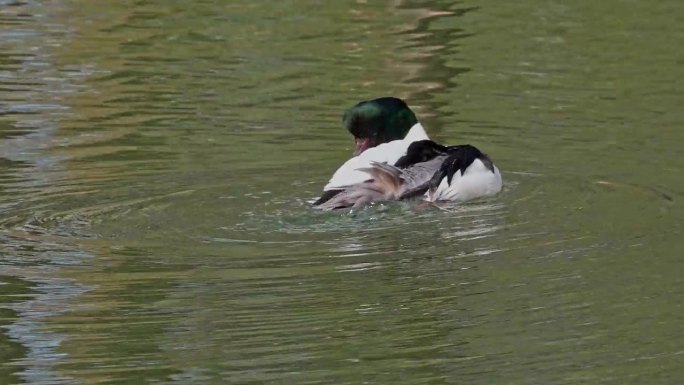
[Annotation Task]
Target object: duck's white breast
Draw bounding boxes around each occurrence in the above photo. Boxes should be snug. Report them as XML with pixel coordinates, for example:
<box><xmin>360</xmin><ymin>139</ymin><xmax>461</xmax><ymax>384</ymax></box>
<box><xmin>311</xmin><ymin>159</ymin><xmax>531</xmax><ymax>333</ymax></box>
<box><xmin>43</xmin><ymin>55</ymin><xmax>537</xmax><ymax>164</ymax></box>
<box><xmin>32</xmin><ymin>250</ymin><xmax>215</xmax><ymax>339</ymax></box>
<box><xmin>324</xmin><ymin>123</ymin><xmax>429</xmax><ymax>190</ymax></box>
<box><xmin>324</xmin><ymin>140</ymin><xmax>411</xmax><ymax>190</ymax></box>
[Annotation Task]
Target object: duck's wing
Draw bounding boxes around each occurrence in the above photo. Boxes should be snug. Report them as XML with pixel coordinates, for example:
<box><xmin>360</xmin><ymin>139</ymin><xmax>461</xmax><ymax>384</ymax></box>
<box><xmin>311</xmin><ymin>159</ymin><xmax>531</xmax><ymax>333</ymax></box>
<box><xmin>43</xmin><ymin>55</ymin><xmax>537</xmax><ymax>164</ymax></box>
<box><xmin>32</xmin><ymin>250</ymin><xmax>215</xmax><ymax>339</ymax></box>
<box><xmin>396</xmin><ymin>156</ymin><xmax>448</xmax><ymax>199</ymax></box>
<box><xmin>313</xmin><ymin>142</ymin><xmax>405</xmax><ymax>206</ymax></box>
<box><xmin>316</xmin><ymin>140</ymin><xmax>449</xmax><ymax>209</ymax></box>
<box><xmin>314</xmin><ymin>182</ymin><xmax>387</xmax><ymax>211</ymax></box>
<box><xmin>312</xmin><ymin>189</ymin><xmax>344</xmax><ymax>206</ymax></box>
<box><xmin>315</xmin><ymin>162</ymin><xmax>402</xmax><ymax>211</ymax></box>
<box><xmin>426</xmin><ymin>145</ymin><xmax>502</xmax><ymax>202</ymax></box>
<box><xmin>315</xmin><ymin>157</ymin><xmax>446</xmax><ymax>211</ymax></box>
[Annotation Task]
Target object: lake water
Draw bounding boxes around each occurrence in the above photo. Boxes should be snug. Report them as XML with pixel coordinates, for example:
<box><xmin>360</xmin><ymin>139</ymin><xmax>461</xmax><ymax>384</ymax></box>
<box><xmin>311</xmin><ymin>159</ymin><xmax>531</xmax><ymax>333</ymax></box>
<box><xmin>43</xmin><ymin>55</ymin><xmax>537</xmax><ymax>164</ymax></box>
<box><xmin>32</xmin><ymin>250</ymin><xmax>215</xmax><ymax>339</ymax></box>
<box><xmin>1</xmin><ymin>1</ymin><xmax>682</xmax><ymax>384</ymax></box>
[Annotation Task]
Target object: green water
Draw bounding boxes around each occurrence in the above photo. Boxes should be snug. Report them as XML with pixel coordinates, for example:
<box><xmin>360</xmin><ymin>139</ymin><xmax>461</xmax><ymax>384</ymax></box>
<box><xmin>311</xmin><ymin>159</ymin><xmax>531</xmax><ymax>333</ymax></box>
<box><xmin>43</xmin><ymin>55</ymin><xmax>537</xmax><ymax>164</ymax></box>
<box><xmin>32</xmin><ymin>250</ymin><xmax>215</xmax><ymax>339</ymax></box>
<box><xmin>1</xmin><ymin>0</ymin><xmax>682</xmax><ymax>384</ymax></box>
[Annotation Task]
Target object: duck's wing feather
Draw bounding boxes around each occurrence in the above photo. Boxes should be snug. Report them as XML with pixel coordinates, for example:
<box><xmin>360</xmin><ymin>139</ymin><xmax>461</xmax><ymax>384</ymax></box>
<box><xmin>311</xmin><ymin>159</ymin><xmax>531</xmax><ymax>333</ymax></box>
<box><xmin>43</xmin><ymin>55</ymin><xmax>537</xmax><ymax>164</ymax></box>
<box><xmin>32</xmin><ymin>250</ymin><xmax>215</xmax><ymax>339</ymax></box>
<box><xmin>314</xmin><ymin>183</ymin><xmax>387</xmax><ymax>211</ymax></box>
<box><xmin>396</xmin><ymin>155</ymin><xmax>448</xmax><ymax>199</ymax></box>
<box><xmin>315</xmin><ymin>157</ymin><xmax>447</xmax><ymax>211</ymax></box>
<box><xmin>429</xmin><ymin>145</ymin><xmax>487</xmax><ymax>186</ymax></box>
<box><xmin>357</xmin><ymin>162</ymin><xmax>404</xmax><ymax>194</ymax></box>
<box><xmin>394</xmin><ymin>140</ymin><xmax>448</xmax><ymax>168</ymax></box>
<box><xmin>427</xmin><ymin>145</ymin><xmax>502</xmax><ymax>202</ymax></box>
<box><xmin>312</xmin><ymin>189</ymin><xmax>344</xmax><ymax>206</ymax></box>
<box><xmin>315</xmin><ymin>162</ymin><xmax>398</xmax><ymax>211</ymax></box>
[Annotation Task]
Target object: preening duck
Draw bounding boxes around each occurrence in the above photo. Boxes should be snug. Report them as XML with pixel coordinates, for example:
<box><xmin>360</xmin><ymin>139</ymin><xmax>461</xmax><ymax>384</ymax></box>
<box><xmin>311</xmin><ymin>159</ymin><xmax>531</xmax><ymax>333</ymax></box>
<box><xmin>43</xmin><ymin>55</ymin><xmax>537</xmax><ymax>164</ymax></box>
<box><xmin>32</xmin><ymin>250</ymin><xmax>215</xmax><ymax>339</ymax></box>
<box><xmin>314</xmin><ymin>97</ymin><xmax>502</xmax><ymax>210</ymax></box>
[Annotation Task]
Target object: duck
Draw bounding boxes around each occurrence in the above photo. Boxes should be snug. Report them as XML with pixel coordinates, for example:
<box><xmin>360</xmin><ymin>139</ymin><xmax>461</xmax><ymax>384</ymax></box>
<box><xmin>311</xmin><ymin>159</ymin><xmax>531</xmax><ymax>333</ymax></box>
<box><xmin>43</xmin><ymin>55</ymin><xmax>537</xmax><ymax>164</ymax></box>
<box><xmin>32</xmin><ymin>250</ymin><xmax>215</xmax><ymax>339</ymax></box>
<box><xmin>313</xmin><ymin>97</ymin><xmax>502</xmax><ymax>210</ymax></box>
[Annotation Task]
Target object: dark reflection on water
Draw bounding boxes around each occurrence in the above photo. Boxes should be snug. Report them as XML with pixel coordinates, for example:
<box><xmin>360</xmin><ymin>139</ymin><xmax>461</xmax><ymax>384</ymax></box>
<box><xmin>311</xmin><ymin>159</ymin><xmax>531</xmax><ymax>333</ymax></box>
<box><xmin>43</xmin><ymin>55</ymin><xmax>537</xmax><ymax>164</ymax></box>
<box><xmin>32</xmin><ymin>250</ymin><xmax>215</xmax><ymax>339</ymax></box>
<box><xmin>1</xmin><ymin>0</ymin><xmax>683</xmax><ymax>384</ymax></box>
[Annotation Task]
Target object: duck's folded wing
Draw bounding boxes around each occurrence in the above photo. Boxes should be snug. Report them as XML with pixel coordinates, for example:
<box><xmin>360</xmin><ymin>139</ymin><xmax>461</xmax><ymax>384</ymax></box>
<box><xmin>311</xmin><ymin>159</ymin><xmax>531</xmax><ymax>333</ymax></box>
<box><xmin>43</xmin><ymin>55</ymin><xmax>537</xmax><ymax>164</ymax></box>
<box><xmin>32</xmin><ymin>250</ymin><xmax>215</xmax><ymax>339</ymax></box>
<box><xmin>316</xmin><ymin>162</ymin><xmax>408</xmax><ymax>210</ymax></box>
<box><xmin>316</xmin><ymin>156</ymin><xmax>449</xmax><ymax>210</ymax></box>
<box><xmin>314</xmin><ymin>184</ymin><xmax>386</xmax><ymax>211</ymax></box>
<box><xmin>427</xmin><ymin>146</ymin><xmax>502</xmax><ymax>202</ymax></box>
<box><xmin>315</xmin><ymin>162</ymin><xmax>400</xmax><ymax>211</ymax></box>
<box><xmin>396</xmin><ymin>155</ymin><xmax>448</xmax><ymax>199</ymax></box>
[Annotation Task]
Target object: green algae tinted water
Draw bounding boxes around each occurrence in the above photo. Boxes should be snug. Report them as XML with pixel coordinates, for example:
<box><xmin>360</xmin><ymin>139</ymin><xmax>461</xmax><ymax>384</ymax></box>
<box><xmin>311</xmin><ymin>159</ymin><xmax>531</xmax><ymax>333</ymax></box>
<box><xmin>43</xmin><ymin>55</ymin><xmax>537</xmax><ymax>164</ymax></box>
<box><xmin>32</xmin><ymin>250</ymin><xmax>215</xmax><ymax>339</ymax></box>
<box><xmin>1</xmin><ymin>1</ymin><xmax>682</xmax><ymax>384</ymax></box>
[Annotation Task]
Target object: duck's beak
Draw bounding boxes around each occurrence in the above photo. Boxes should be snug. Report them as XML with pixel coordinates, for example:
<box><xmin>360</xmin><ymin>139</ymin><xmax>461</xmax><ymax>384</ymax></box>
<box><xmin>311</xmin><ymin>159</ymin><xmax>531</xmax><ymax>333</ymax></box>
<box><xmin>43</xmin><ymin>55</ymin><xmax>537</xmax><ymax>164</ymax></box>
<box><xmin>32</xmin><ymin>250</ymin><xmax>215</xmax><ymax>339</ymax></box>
<box><xmin>354</xmin><ymin>137</ymin><xmax>372</xmax><ymax>156</ymax></box>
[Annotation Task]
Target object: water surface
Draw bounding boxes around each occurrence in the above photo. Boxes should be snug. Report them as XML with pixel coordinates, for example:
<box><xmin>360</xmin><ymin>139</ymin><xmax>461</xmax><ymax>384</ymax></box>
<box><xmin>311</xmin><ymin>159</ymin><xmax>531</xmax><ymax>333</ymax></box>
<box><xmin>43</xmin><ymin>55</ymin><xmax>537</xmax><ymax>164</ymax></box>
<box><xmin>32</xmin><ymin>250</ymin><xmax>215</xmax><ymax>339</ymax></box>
<box><xmin>1</xmin><ymin>0</ymin><xmax>683</xmax><ymax>384</ymax></box>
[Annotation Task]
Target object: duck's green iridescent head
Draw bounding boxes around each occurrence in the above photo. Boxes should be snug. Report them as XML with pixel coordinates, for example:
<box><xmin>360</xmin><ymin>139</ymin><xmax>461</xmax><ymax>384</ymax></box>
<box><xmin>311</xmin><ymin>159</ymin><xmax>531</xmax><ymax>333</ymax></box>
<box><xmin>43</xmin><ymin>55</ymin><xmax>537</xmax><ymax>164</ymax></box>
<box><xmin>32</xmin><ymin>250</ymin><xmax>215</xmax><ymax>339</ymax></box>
<box><xmin>342</xmin><ymin>97</ymin><xmax>418</xmax><ymax>156</ymax></box>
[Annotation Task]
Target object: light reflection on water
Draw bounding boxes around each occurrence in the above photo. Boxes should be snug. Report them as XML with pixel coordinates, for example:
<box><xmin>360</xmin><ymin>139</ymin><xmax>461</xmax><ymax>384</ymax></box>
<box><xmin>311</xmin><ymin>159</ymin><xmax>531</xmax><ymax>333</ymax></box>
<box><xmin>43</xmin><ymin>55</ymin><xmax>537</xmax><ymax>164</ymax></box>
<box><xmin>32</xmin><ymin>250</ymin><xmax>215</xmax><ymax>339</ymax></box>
<box><xmin>1</xmin><ymin>0</ymin><xmax>683</xmax><ymax>384</ymax></box>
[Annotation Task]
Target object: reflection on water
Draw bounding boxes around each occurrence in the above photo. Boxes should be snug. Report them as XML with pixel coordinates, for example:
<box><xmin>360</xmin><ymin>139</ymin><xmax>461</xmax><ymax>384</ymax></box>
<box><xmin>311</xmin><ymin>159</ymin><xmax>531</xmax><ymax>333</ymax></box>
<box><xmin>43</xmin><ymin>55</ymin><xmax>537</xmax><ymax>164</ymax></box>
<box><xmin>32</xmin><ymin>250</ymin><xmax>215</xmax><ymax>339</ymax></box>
<box><xmin>1</xmin><ymin>0</ymin><xmax>683</xmax><ymax>384</ymax></box>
